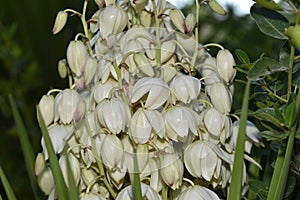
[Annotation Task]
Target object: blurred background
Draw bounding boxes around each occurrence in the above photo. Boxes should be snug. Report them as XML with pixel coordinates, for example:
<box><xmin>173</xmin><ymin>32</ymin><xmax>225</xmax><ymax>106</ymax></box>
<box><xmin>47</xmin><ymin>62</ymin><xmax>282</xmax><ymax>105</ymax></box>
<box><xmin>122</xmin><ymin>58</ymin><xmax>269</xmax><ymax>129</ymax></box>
<box><xmin>0</xmin><ymin>0</ymin><xmax>283</xmax><ymax>199</ymax></box>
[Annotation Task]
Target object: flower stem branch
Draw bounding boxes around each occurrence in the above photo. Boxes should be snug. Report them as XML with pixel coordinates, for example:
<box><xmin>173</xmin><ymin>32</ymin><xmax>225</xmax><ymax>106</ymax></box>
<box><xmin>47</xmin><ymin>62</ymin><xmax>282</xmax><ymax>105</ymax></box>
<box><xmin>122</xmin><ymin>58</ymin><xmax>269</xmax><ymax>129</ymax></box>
<box><xmin>287</xmin><ymin>45</ymin><xmax>295</xmax><ymax>101</ymax></box>
<box><xmin>152</xmin><ymin>0</ymin><xmax>161</xmax><ymax>66</ymax></box>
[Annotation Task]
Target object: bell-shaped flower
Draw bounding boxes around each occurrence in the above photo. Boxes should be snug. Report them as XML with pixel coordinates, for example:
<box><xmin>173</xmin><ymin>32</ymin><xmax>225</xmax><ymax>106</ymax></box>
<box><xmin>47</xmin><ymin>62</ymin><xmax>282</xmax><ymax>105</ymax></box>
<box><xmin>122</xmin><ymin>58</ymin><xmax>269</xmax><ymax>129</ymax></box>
<box><xmin>100</xmin><ymin>134</ymin><xmax>124</xmax><ymax>170</ymax></box>
<box><xmin>209</xmin><ymin>0</ymin><xmax>226</xmax><ymax>16</ymax></box>
<box><xmin>216</xmin><ymin>49</ymin><xmax>236</xmax><ymax>84</ymax></box>
<box><xmin>129</xmin><ymin>108</ymin><xmax>165</xmax><ymax>144</ymax></box>
<box><xmin>96</xmin><ymin>97</ymin><xmax>130</xmax><ymax>134</ymax></box>
<box><xmin>165</xmin><ymin>106</ymin><xmax>199</xmax><ymax>141</ymax></box>
<box><xmin>209</xmin><ymin>82</ymin><xmax>232</xmax><ymax>114</ymax></box>
<box><xmin>38</xmin><ymin>94</ymin><xmax>55</xmax><ymax>126</ymax></box>
<box><xmin>160</xmin><ymin>154</ymin><xmax>183</xmax><ymax>190</ymax></box>
<box><xmin>170</xmin><ymin>73</ymin><xmax>201</xmax><ymax>104</ymax></box>
<box><xmin>98</xmin><ymin>56</ymin><xmax>118</xmax><ymax>83</ymax></box>
<box><xmin>140</xmin><ymin>10</ymin><xmax>152</xmax><ymax>27</ymax></box>
<box><xmin>55</xmin><ymin>89</ymin><xmax>85</xmax><ymax>124</ymax></box>
<box><xmin>176</xmin><ymin>185</ymin><xmax>220</xmax><ymax>200</ymax></box>
<box><xmin>80</xmin><ymin>194</ymin><xmax>104</xmax><ymax>200</ymax></box>
<box><xmin>203</xmin><ymin>107</ymin><xmax>225</xmax><ymax>139</ymax></box>
<box><xmin>41</xmin><ymin>123</ymin><xmax>74</xmax><ymax>160</ymax></box>
<box><xmin>59</xmin><ymin>153</ymin><xmax>81</xmax><ymax>187</ymax></box>
<box><xmin>38</xmin><ymin>167</ymin><xmax>54</xmax><ymax>195</ymax></box>
<box><xmin>84</xmin><ymin>57</ymin><xmax>98</xmax><ymax>85</ymax></box>
<box><xmin>122</xmin><ymin>135</ymin><xmax>149</xmax><ymax>174</ymax></box>
<box><xmin>93</xmin><ymin>78</ymin><xmax>118</xmax><ymax>103</ymax></box>
<box><xmin>184</xmin><ymin>141</ymin><xmax>232</xmax><ymax>181</ymax></box>
<box><xmin>99</xmin><ymin>5</ymin><xmax>128</xmax><ymax>39</ymax></box>
<box><xmin>107</xmin><ymin>165</ymin><xmax>127</xmax><ymax>190</ymax></box>
<box><xmin>67</xmin><ymin>40</ymin><xmax>88</xmax><ymax>77</ymax></box>
<box><xmin>131</xmin><ymin>77</ymin><xmax>170</xmax><ymax>109</ymax></box>
<box><xmin>35</xmin><ymin>153</ymin><xmax>45</xmax><ymax>176</ymax></box>
<box><xmin>160</xmin><ymin>40</ymin><xmax>176</xmax><ymax>64</ymax></box>
<box><xmin>116</xmin><ymin>183</ymin><xmax>162</xmax><ymax>200</ymax></box>
<box><xmin>52</xmin><ymin>11</ymin><xmax>68</xmax><ymax>34</ymax></box>
<box><xmin>229</xmin><ymin>120</ymin><xmax>263</xmax><ymax>154</ymax></box>
<box><xmin>133</xmin><ymin>53</ymin><xmax>155</xmax><ymax>77</ymax></box>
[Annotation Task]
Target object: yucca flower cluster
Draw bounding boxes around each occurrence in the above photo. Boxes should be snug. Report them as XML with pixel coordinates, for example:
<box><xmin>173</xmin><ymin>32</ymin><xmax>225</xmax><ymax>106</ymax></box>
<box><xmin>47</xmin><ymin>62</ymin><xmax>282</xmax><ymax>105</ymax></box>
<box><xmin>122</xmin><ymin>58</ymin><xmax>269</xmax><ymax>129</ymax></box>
<box><xmin>35</xmin><ymin>0</ymin><xmax>263</xmax><ymax>199</ymax></box>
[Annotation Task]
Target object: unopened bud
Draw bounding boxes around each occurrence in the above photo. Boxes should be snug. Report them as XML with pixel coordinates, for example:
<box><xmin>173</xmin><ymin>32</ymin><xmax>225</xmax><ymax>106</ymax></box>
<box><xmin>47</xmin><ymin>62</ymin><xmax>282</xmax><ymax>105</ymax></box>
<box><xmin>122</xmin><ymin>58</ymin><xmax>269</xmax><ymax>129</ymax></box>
<box><xmin>38</xmin><ymin>167</ymin><xmax>54</xmax><ymax>195</ymax></box>
<box><xmin>38</xmin><ymin>95</ymin><xmax>55</xmax><ymax>126</ymax></box>
<box><xmin>169</xmin><ymin>9</ymin><xmax>185</xmax><ymax>33</ymax></box>
<box><xmin>209</xmin><ymin>0</ymin><xmax>226</xmax><ymax>16</ymax></box>
<box><xmin>133</xmin><ymin>53</ymin><xmax>155</xmax><ymax>77</ymax></box>
<box><xmin>140</xmin><ymin>10</ymin><xmax>152</xmax><ymax>27</ymax></box>
<box><xmin>58</xmin><ymin>59</ymin><xmax>68</xmax><ymax>79</ymax></box>
<box><xmin>52</xmin><ymin>11</ymin><xmax>68</xmax><ymax>34</ymax></box>
<box><xmin>34</xmin><ymin>153</ymin><xmax>45</xmax><ymax>176</ymax></box>
<box><xmin>216</xmin><ymin>49</ymin><xmax>236</xmax><ymax>83</ymax></box>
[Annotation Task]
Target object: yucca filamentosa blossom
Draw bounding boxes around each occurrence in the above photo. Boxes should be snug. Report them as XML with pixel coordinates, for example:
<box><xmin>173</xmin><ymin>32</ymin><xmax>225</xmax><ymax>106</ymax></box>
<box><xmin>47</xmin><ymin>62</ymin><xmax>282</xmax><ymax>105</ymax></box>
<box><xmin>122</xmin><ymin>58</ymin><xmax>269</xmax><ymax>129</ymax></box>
<box><xmin>35</xmin><ymin>0</ymin><xmax>261</xmax><ymax>199</ymax></box>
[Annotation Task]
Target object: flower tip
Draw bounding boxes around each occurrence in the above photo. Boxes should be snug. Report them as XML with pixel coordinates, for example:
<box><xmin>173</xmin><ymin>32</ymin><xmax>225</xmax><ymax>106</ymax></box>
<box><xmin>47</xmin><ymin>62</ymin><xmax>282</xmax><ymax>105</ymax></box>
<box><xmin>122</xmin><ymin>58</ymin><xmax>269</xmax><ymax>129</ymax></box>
<box><xmin>52</xmin><ymin>11</ymin><xmax>68</xmax><ymax>35</ymax></box>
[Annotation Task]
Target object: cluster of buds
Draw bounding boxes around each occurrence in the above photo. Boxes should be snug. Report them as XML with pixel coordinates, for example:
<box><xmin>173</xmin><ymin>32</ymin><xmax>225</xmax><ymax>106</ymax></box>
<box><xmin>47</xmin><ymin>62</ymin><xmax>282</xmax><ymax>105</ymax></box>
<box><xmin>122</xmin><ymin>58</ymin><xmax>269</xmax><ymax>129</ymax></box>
<box><xmin>35</xmin><ymin>0</ymin><xmax>263</xmax><ymax>199</ymax></box>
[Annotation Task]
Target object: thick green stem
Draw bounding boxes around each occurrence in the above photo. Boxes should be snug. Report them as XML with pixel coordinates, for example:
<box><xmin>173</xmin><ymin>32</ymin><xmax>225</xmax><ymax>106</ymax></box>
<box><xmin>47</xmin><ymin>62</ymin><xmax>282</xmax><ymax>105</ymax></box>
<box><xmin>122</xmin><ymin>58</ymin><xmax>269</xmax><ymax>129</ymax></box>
<box><xmin>81</xmin><ymin>0</ymin><xmax>93</xmax><ymax>55</ymax></box>
<box><xmin>287</xmin><ymin>45</ymin><xmax>295</xmax><ymax>101</ymax></box>
<box><xmin>190</xmin><ymin>0</ymin><xmax>200</xmax><ymax>72</ymax></box>
<box><xmin>132</xmin><ymin>147</ymin><xmax>143</xmax><ymax>200</ymax></box>
<box><xmin>228</xmin><ymin>80</ymin><xmax>251</xmax><ymax>200</ymax></box>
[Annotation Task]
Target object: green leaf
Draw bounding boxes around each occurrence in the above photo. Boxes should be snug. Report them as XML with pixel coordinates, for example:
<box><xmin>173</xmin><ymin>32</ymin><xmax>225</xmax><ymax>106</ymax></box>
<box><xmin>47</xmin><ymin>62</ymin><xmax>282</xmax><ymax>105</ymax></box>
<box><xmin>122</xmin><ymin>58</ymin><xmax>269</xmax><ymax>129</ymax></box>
<box><xmin>248</xmin><ymin>57</ymin><xmax>288</xmax><ymax>80</ymax></box>
<box><xmin>8</xmin><ymin>94</ymin><xmax>40</xmax><ymax>200</ymax></box>
<box><xmin>250</xmin><ymin>4</ymin><xmax>289</xmax><ymax>40</ymax></box>
<box><xmin>37</xmin><ymin>106</ymin><xmax>69</xmax><ymax>200</ymax></box>
<box><xmin>228</xmin><ymin>80</ymin><xmax>251</xmax><ymax>200</ymax></box>
<box><xmin>0</xmin><ymin>165</ymin><xmax>17</xmax><ymax>200</ymax></box>
<box><xmin>254</xmin><ymin>108</ymin><xmax>284</xmax><ymax>128</ymax></box>
<box><xmin>261</xmin><ymin>130</ymin><xmax>288</xmax><ymax>141</ymax></box>
<box><xmin>283</xmin><ymin>175</ymin><xmax>296</xmax><ymax>198</ymax></box>
<box><xmin>235</xmin><ymin>49</ymin><xmax>250</xmax><ymax>64</ymax></box>
<box><xmin>65</xmin><ymin>151</ymin><xmax>80</xmax><ymax>200</ymax></box>
<box><xmin>249</xmin><ymin>179</ymin><xmax>268</xmax><ymax>200</ymax></box>
<box><xmin>253</xmin><ymin>0</ymin><xmax>283</xmax><ymax>11</ymax></box>
<box><xmin>132</xmin><ymin>148</ymin><xmax>143</xmax><ymax>200</ymax></box>
<box><xmin>285</xmin><ymin>102</ymin><xmax>297</xmax><ymax>126</ymax></box>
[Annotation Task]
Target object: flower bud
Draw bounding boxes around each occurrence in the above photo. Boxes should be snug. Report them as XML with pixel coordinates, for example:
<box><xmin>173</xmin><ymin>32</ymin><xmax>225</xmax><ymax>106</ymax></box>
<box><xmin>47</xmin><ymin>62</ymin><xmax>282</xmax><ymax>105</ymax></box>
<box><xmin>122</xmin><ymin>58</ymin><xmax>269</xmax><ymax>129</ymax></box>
<box><xmin>131</xmin><ymin>77</ymin><xmax>170</xmax><ymax>109</ymax></box>
<box><xmin>34</xmin><ymin>153</ymin><xmax>45</xmax><ymax>176</ymax></box>
<box><xmin>209</xmin><ymin>82</ymin><xmax>232</xmax><ymax>114</ymax></box>
<box><xmin>38</xmin><ymin>95</ymin><xmax>55</xmax><ymax>126</ymax></box>
<box><xmin>216</xmin><ymin>49</ymin><xmax>236</xmax><ymax>84</ymax></box>
<box><xmin>285</xmin><ymin>25</ymin><xmax>300</xmax><ymax>49</ymax></box>
<box><xmin>169</xmin><ymin>9</ymin><xmax>185</xmax><ymax>33</ymax></box>
<box><xmin>160</xmin><ymin>154</ymin><xmax>183</xmax><ymax>190</ymax></box>
<box><xmin>100</xmin><ymin>134</ymin><xmax>124</xmax><ymax>170</ymax></box>
<box><xmin>52</xmin><ymin>11</ymin><xmax>68</xmax><ymax>34</ymax></box>
<box><xmin>133</xmin><ymin>53</ymin><xmax>155</xmax><ymax>77</ymax></box>
<box><xmin>204</xmin><ymin>107</ymin><xmax>225</xmax><ymax>138</ymax></box>
<box><xmin>185</xmin><ymin>14</ymin><xmax>196</xmax><ymax>33</ymax></box>
<box><xmin>67</xmin><ymin>40</ymin><xmax>89</xmax><ymax>77</ymax></box>
<box><xmin>58</xmin><ymin>59</ymin><xmax>68</xmax><ymax>79</ymax></box>
<box><xmin>99</xmin><ymin>5</ymin><xmax>128</xmax><ymax>39</ymax></box>
<box><xmin>38</xmin><ymin>167</ymin><xmax>54</xmax><ymax>195</ymax></box>
<box><xmin>116</xmin><ymin>183</ymin><xmax>161</xmax><ymax>200</ymax></box>
<box><xmin>161</xmin><ymin>40</ymin><xmax>176</xmax><ymax>63</ymax></box>
<box><xmin>209</xmin><ymin>0</ymin><xmax>226</xmax><ymax>16</ymax></box>
<box><xmin>140</xmin><ymin>10</ymin><xmax>152</xmax><ymax>27</ymax></box>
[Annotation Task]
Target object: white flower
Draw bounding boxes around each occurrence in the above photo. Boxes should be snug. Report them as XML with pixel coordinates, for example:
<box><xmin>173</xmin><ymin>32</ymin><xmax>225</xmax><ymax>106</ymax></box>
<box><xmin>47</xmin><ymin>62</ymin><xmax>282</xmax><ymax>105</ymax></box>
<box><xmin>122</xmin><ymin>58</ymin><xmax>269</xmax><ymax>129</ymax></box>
<box><xmin>184</xmin><ymin>141</ymin><xmax>232</xmax><ymax>181</ymax></box>
<box><xmin>133</xmin><ymin>53</ymin><xmax>155</xmax><ymax>77</ymax></box>
<box><xmin>209</xmin><ymin>82</ymin><xmax>232</xmax><ymax>114</ymax></box>
<box><xmin>176</xmin><ymin>185</ymin><xmax>220</xmax><ymax>200</ymax></box>
<box><xmin>165</xmin><ymin>106</ymin><xmax>199</xmax><ymax>141</ymax></box>
<box><xmin>99</xmin><ymin>5</ymin><xmax>128</xmax><ymax>39</ymax></box>
<box><xmin>216</xmin><ymin>49</ymin><xmax>236</xmax><ymax>84</ymax></box>
<box><xmin>122</xmin><ymin>135</ymin><xmax>149</xmax><ymax>173</ymax></box>
<box><xmin>38</xmin><ymin>167</ymin><xmax>54</xmax><ymax>195</ymax></box>
<box><xmin>160</xmin><ymin>154</ymin><xmax>183</xmax><ymax>190</ymax></box>
<box><xmin>34</xmin><ymin>153</ymin><xmax>45</xmax><ymax>176</ymax></box>
<box><xmin>129</xmin><ymin>108</ymin><xmax>165</xmax><ymax>144</ymax></box>
<box><xmin>55</xmin><ymin>89</ymin><xmax>85</xmax><ymax>124</ymax></box>
<box><xmin>131</xmin><ymin>77</ymin><xmax>170</xmax><ymax>109</ymax></box>
<box><xmin>169</xmin><ymin>9</ymin><xmax>195</xmax><ymax>34</ymax></box>
<box><xmin>100</xmin><ymin>134</ymin><xmax>124</xmax><ymax>170</ymax></box>
<box><xmin>67</xmin><ymin>40</ymin><xmax>88</xmax><ymax>77</ymax></box>
<box><xmin>41</xmin><ymin>123</ymin><xmax>74</xmax><ymax>160</ymax></box>
<box><xmin>203</xmin><ymin>107</ymin><xmax>225</xmax><ymax>138</ymax></box>
<box><xmin>93</xmin><ymin>78</ymin><xmax>118</xmax><ymax>103</ymax></box>
<box><xmin>96</xmin><ymin>97</ymin><xmax>130</xmax><ymax>134</ymax></box>
<box><xmin>59</xmin><ymin>153</ymin><xmax>81</xmax><ymax>187</ymax></box>
<box><xmin>38</xmin><ymin>94</ymin><xmax>55</xmax><ymax>126</ymax></box>
<box><xmin>116</xmin><ymin>183</ymin><xmax>162</xmax><ymax>200</ymax></box>
<box><xmin>170</xmin><ymin>73</ymin><xmax>201</xmax><ymax>104</ymax></box>
<box><xmin>84</xmin><ymin>57</ymin><xmax>98</xmax><ymax>85</ymax></box>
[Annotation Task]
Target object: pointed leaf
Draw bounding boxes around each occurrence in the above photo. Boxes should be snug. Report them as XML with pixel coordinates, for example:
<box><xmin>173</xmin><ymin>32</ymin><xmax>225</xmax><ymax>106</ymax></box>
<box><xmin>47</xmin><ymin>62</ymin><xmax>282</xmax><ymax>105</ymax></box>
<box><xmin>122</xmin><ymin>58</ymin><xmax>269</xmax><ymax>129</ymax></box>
<box><xmin>0</xmin><ymin>165</ymin><xmax>17</xmax><ymax>200</ymax></box>
<box><xmin>253</xmin><ymin>0</ymin><xmax>283</xmax><ymax>11</ymax></box>
<box><xmin>250</xmin><ymin>4</ymin><xmax>289</xmax><ymax>40</ymax></box>
<box><xmin>235</xmin><ymin>49</ymin><xmax>250</xmax><ymax>64</ymax></box>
